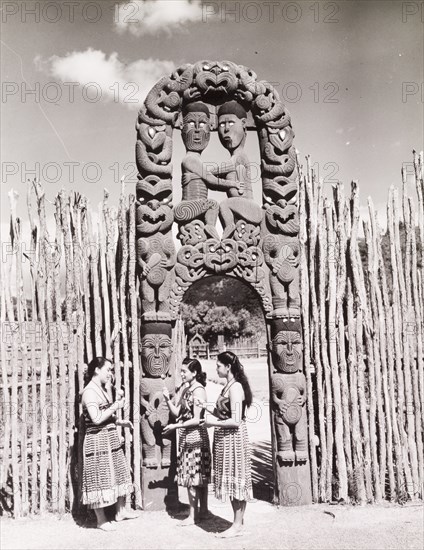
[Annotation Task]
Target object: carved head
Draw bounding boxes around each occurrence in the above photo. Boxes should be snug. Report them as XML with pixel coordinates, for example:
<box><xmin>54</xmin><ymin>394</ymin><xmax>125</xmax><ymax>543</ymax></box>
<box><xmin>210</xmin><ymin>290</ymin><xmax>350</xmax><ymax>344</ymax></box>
<box><xmin>263</xmin><ymin>180</ymin><xmax>299</xmax><ymax>235</ymax></box>
<box><xmin>271</xmin><ymin>320</ymin><xmax>302</xmax><ymax>373</ymax></box>
<box><xmin>217</xmin><ymin>101</ymin><xmax>247</xmax><ymax>152</ymax></box>
<box><xmin>181</xmin><ymin>102</ymin><xmax>211</xmax><ymax>152</ymax></box>
<box><xmin>194</xmin><ymin>61</ymin><xmax>238</xmax><ymax>96</ymax></box>
<box><xmin>136</xmin><ymin>185</ymin><xmax>173</xmax><ymax>235</ymax></box>
<box><xmin>140</xmin><ymin>322</ymin><xmax>173</xmax><ymax>378</ymax></box>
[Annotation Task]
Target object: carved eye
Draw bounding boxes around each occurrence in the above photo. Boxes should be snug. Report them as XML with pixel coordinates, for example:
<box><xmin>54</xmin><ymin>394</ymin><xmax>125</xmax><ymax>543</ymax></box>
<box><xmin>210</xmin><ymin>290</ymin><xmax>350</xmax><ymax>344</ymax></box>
<box><xmin>199</xmin><ymin>122</ymin><xmax>205</xmax><ymax>128</ymax></box>
<box><xmin>189</xmin><ymin>121</ymin><xmax>195</xmax><ymax>127</ymax></box>
<box><xmin>203</xmin><ymin>64</ymin><xmax>210</xmax><ymax>70</ymax></box>
<box><xmin>279</xmin><ymin>130</ymin><xmax>286</xmax><ymax>140</ymax></box>
<box><xmin>264</xmin><ymin>195</ymin><xmax>273</xmax><ymax>203</ymax></box>
<box><xmin>219</xmin><ymin>122</ymin><xmax>225</xmax><ymax>128</ymax></box>
<box><xmin>229</xmin><ymin>121</ymin><xmax>234</xmax><ymax>126</ymax></box>
<box><xmin>162</xmin><ymin>197</ymin><xmax>170</xmax><ymax>204</ymax></box>
<box><xmin>222</xmin><ymin>65</ymin><xmax>229</xmax><ymax>71</ymax></box>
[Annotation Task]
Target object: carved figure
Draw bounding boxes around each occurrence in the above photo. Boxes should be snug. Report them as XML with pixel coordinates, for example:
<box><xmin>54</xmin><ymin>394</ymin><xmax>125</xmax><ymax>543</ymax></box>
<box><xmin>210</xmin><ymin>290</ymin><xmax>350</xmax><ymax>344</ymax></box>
<box><xmin>139</xmin><ymin>322</ymin><xmax>174</xmax><ymax>468</ymax></box>
<box><xmin>174</xmin><ymin>102</ymin><xmax>239</xmax><ymax>241</ymax></box>
<box><xmin>214</xmin><ymin>101</ymin><xmax>263</xmax><ymax>240</ymax></box>
<box><xmin>136</xmin><ymin>185</ymin><xmax>175</xmax><ymax>321</ymax></box>
<box><xmin>263</xmin><ymin>234</ymin><xmax>300</xmax><ymax>318</ymax></box>
<box><xmin>263</xmin><ymin>179</ymin><xmax>299</xmax><ymax>237</ymax></box>
<box><xmin>136</xmin><ymin>123</ymin><xmax>173</xmax><ymax>178</ymax></box>
<box><xmin>193</xmin><ymin>61</ymin><xmax>239</xmax><ymax>99</ymax></box>
<box><xmin>271</xmin><ymin>321</ymin><xmax>307</xmax><ymax>462</ymax></box>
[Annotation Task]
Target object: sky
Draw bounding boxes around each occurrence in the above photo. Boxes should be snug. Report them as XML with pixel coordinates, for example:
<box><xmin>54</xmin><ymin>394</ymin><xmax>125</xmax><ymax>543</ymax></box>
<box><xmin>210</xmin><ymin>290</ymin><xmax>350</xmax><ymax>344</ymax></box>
<box><xmin>1</xmin><ymin>0</ymin><xmax>423</xmax><ymax>237</ymax></box>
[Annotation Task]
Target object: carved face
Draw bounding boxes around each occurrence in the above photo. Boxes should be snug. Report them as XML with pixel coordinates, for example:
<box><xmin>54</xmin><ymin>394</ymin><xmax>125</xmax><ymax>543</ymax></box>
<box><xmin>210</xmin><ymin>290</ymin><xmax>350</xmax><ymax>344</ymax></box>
<box><xmin>272</xmin><ymin>330</ymin><xmax>302</xmax><ymax>373</ymax></box>
<box><xmin>263</xmin><ymin>181</ymin><xmax>299</xmax><ymax>235</ymax></box>
<box><xmin>194</xmin><ymin>61</ymin><xmax>238</xmax><ymax>96</ymax></box>
<box><xmin>181</xmin><ymin>112</ymin><xmax>211</xmax><ymax>152</ymax></box>
<box><xmin>136</xmin><ymin>191</ymin><xmax>173</xmax><ymax>235</ymax></box>
<box><xmin>218</xmin><ymin>114</ymin><xmax>246</xmax><ymax>151</ymax></box>
<box><xmin>141</xmin><ymin>334</ymin><xmax>172</xmax><ymax>377</ymax></box>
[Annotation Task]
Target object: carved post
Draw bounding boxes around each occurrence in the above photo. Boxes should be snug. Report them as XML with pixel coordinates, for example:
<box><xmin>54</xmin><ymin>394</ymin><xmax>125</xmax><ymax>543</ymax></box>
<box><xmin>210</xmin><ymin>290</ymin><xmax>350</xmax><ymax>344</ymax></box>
<box><xmin>139</xmin><ymin>321</ymin><xmax>177</xmax><ymax>509</ymax></box>
<box><xmin>270</xmin><ymin>318</ymin><xmax>312</xmax><ymax>505</ymax></box>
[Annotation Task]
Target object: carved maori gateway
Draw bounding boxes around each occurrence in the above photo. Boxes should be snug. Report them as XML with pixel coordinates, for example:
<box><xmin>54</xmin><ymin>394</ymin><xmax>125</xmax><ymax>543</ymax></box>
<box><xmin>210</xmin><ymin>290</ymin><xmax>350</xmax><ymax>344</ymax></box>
<box><xmin>135</xmin><ymin>60</ymin><xmax>311</xmax><ymax>506</ymax></box>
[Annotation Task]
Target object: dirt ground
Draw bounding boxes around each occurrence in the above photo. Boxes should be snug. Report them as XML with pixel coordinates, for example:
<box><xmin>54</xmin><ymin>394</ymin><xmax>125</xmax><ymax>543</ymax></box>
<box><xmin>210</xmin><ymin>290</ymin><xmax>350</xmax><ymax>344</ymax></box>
<box><xmin>2</xmin><ymin>363</ymin><xmax>422</xmax><ymax>549</ymax></box>
<box><xmin>2</xmin><ymin>500</ymin><xmax>423</xmax><ymax>550</ymax></box>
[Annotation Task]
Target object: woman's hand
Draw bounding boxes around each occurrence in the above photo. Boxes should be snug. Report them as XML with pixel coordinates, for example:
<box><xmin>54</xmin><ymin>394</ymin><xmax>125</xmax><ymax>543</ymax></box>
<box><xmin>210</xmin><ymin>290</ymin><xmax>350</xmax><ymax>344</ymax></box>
<box><xmin>163</xmin><ymin>388</ymin><xmax>170</xmax><ymax>401</ymax></box>
<box><xmin>203</xmin><ymin>413</ymin><xmax>215</xmax><ymax>428</ymax></box>
<box><xmin>114</xmin><ymin>390</ymin><xmax>125</xmax><ymax>411</ymax></box>
<box><xmin>162</xmin><ymin>423</ymin><xmax>177</xmax><ymax>436</ymax></box>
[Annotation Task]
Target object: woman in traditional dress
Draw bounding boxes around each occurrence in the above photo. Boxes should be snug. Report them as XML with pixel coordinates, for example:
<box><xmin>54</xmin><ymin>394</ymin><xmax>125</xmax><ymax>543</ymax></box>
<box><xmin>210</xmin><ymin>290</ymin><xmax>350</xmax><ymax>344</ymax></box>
<box><xmin>163</xmin><ymin>357</ymin><xmax>211</xmax><ymax>526</ymax></box>
<box><xmin>81</xmin><ymin>357</ymin><xmax>138</xmax><ymax>530</ymax></box>
<box><xmin>198</xmin><ymin>351</ymin><xmax>253</xmax><ymax>538</ymax></box>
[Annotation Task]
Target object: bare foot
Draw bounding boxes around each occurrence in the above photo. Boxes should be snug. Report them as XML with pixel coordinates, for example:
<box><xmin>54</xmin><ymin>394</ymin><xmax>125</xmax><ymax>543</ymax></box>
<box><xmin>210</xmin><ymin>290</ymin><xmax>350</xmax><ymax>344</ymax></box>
<box><xmin>115</xmin><ymin>510</ymin><xmax>141</xmax><ymax>522</ymax></box>
<box><xmin>177</xmin><ymin>517</ymin><xmax>197</xmax><ymax>527</ymax></box>
<box><xmin>97</xmin><ymin>521</ymin><xmax>117</xmax><ymax>532</ymax></box>
<box><xmin>215</xmin><ymin>526</ymin><xmax>244</xmax><ymax>538</ymax></box>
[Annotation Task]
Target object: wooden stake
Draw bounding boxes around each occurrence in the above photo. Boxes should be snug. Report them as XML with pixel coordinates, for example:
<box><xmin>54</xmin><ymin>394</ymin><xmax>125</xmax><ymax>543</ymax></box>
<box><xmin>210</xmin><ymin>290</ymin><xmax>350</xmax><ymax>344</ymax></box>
<box><xmin>118</xmin><ymin>182</ymin><xmax>132</xmax><ymax>477</ymax></box>
<box><xmin>298</xmin><ymin>161</ymin><xmax>318</xmax><ymax>502</ymax></box>
<box><xmin>325</xmin><ymin>203</ymin><xmax>348</xmax><ymax>500</ymax></box>
<box><xmin>128</xmin><ymin>193</ymin><xmax>142</xmax><ymax>508</ymax></box>
<box><xmin>306</xmin><ymin>171</ymin><xmax>327</xmax><ymax>501</ymax></box>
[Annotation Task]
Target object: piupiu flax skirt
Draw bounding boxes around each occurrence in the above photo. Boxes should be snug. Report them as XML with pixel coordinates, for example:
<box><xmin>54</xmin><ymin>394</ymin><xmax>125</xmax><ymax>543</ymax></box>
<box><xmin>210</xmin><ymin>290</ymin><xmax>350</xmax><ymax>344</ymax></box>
<box><xmin>213</xmin><ymin>420</ymin><xmax>253</xmax><ymax>502</ymax></box>
<box><xmin>82</xmin><ymin>421</ymin><xmax>132</xmax><ymax>509</ymax></box>
<box><xmin>177</xmin><ymin>425</ymin><xmax>211</xmax><ymax>487</ymax></box>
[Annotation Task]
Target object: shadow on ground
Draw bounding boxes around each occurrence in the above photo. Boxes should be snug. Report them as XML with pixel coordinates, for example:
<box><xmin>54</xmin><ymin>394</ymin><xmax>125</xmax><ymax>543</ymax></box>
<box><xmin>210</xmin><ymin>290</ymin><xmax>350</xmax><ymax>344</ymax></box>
<box><xmin>251</xmin><ymin>439</ymin><xmax>274</xmax><ymax>503</ymax></box>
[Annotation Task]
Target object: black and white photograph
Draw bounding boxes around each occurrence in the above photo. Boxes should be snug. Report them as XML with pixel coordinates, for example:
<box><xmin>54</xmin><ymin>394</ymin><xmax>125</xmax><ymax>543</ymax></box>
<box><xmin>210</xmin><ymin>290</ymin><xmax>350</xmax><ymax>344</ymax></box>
<box><xmin>1</xmin><ymin>1</ymin><xmax>423</xmax><ymax>548</ymax></box>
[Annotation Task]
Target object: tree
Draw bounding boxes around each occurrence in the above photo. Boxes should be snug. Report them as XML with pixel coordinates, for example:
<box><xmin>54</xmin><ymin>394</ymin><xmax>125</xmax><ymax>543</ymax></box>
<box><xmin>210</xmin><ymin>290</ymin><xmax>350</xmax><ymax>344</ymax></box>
<box><xmin>180</xmin><ymin>300</ymin><xmax>259</xmax><ymax>346</ymax></box>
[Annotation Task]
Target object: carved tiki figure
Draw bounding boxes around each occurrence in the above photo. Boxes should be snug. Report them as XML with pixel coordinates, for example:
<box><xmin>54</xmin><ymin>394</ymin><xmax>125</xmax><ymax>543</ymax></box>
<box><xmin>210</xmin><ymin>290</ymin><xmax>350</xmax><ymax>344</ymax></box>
<box><xmin>178</xmin><ymin>102</ymin><xmax>215</xmax><ymax>238</ymax></box>
<box><xmin>263</xmin><ymin>234</ymin><xmax>300</xmax><ymax>318</ymax></box>
<box><xmin>271</xmin><ymin>320</ymin><xmax>308</xmax><ymax>463</ymax></box>
<box><xmin>174</xmin><ymin>102</ymin><xmax>238</xmax><ymax>242</ymax></box>
<box><xmin>139</xmin><ymin>322</ymin><xmax>174</xmax><ymax>468</ymax></box>
<box><xmin>136</xmin><ymin>179</ymin><xmax>176</xmax><ymax>321</ymax></box>
<box><xmin>216</xmin><ymin>100</ymin><xmax>263</xmax><ymax>239</ymax></box>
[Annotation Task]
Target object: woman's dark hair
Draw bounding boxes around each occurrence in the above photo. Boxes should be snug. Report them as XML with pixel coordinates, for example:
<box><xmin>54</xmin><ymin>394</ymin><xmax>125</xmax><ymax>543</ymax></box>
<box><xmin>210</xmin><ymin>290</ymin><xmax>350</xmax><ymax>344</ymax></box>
<box><xmin>182</xmin><ymin>357</ymin><xmax>207</xmax><ymax>387</ymax></box>
<box><xmin>84</xmin><ymin>357</ymin><xmax>112</xmax><ymax>387</ymax></box>
<box><xmin>217</xmin><ymin>351</ymin><xmax>252</xmax><ymax>407</ymax></box>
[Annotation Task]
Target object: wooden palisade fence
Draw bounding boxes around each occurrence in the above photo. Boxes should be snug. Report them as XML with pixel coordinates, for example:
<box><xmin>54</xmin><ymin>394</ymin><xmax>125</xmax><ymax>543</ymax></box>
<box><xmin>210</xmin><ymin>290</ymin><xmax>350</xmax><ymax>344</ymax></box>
<box><xmin>0</xmin><ymin>180</ymin><xmax>142</xmax><ymax>517</ymax></box>
<box><xmin>299</xmin><ymin>151</ymin><xmax>423</xmax><ymax>504</ymax></box>
<box><xmin>0</xmin><ymin>151</ymin><xmax>423</xmax><ymax>516</ymax></box>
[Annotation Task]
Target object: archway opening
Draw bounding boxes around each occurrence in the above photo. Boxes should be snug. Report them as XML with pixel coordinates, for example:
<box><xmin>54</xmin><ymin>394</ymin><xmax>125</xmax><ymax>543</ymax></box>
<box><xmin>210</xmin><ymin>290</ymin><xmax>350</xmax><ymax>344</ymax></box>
<box><xmin>180</xmin><ymin>275</ymin><xmax>273</xmax><ymax>503</ymax></box>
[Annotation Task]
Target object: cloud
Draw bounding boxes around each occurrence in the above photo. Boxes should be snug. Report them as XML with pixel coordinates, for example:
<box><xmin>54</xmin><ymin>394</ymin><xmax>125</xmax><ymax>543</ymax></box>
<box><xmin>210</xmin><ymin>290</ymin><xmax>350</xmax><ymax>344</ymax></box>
<box><xmin>114</xmin><ymin>0</ymin><xmax>203</xmax><ymax>36</ymax></box>
<box><xmin>38</xmin><ymin>49</ymin><xmax>176</xmax><ymax>109</ymax></box>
